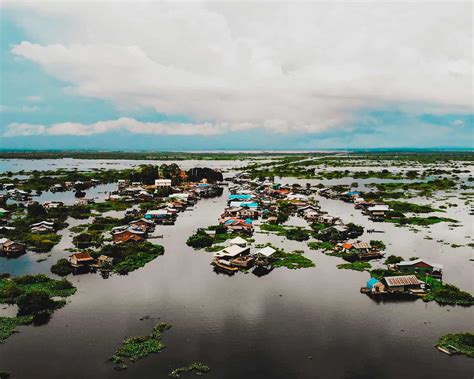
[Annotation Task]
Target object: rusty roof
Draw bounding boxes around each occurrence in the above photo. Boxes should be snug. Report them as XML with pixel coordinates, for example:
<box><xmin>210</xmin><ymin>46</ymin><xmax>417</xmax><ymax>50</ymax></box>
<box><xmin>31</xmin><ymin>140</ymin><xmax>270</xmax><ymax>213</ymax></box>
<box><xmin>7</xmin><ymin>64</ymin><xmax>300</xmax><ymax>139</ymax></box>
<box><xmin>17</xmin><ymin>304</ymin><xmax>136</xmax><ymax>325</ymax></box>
<box><xmin>70</xmin><ymin>252</ymin><xmax>93</xmax><ymax>261</ymax></box>
<box><xmin>384</xmin><ymin>275</ymin><xmax>420</xmax><ymax>287</ymax></box>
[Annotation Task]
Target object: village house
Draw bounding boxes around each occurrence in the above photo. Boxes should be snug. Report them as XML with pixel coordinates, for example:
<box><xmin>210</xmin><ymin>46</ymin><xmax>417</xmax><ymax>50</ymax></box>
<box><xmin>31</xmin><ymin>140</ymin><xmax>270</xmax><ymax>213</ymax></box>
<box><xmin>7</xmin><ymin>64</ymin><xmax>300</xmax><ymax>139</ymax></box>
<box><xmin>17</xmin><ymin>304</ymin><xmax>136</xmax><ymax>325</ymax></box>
<box><xmin>0</xmin><ymin>238</ymin><xmax>11</xmax><ymax>251</ymax></box>
<box><xmin>129</xmin><ymin>218</ymin><xmax>155</xmax><ymax>232</ymax></box>
<box><xmin>397</xmin><ymin>259</ymin><xmax>443</xmax><ymax>278</ymax></box>
<box><xmin>155</xmin><ymin>179</ymin><xmax>172</xmax><ymax>187</ymax></box>
<box><xmin>97</xmin><ymin>255</ymin><xmax>114</xmax><ymax>268</ymax></box>
<box><xmin>112</xmin><ymin>229</ymin><xmax>145</xmax><ymax>244</ymax></box>
<box><xmin>214</xmin><ymin>244</ymin><xmax>251</xmax><ymax>260</ymax></box>
<box><xmin>365</xmin><ymin>204</ymin><xmax>390</xmax><ymax>220</ymax></box>
<box><xmin>43</xmin><ymin>201</ymin><xmax>64</xmax><ymax>209</ymax></box>
<box><xmin>380</xmin><ymin>275</ymin><xmax>425</xmax><ymax>294</ymax></box>
<box><xmin>366</xmin><ymin>278</ymin><xmax>386</xmax><ymax>294</ymax></box>
<box><xmin>3</xmin><ymin>240</ymin><xmax>26</xmax><ymax>256</ymax></box>
<box><xmin>30</xmin><ymin>221</ymin><xmax>55</xmax><ymax>234</ymax></box>
<box><xmin>68</xmin><ymin>252</ymin><xmax>94</xmax><ymax>268</ymax></box>
<box><xmin>227</xmin><ymin>236</ymin><xmax>248</xmax><ymax>247</ymax></box>
<box><xmin>342</xmin><ymin>241</ymin><xmax>384</xmax><ymax>259</ymax></box>
<box><xmin>219</xmin><ymin>217</ymin><xmax>253</xmax><ymax>234</ymax></box>
<box><xmin>0</xmin><ymin>208</ymin><xmax>10</xmax><ymax>219</ymax></box>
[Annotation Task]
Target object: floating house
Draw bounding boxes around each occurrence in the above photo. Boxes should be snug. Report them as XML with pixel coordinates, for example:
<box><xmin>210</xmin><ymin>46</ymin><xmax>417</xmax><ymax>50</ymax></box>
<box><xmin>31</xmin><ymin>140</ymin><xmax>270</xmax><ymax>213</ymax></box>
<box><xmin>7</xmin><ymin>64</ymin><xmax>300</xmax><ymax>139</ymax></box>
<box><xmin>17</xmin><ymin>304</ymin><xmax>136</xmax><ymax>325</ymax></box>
<box><xmin>155</xmin><ymin>179</ymin><xmax>172</xmax><ymax>187</ymax></box>
<box><xmin>367</xmin><ymin>278</ymin><xmax>386</xmax><ymax>294</ymax></box>
<box><xmin>3</xmin><ymin>241</ymin><xmax>26</xmax><ymax>256</ymax></box>
<box><xmin>68</xmin><ymin>252</ymin><xmax>94</xmax><ymax>268</ymax></box>
<box><xmin>380</xmin><ymin>275</ymin><xmax>425</xmax><ymax>293</ymax></box>
<box><xmin>227</xmin><ymin>236</ymin><xmax>248</xmax><ymax>247</ymax></box>
<box><xmin>397</xmin><ymin>259</ymin><xmax>443</xmax><ymax>278</ymax></box>
<box><xmin>215</xmin><ymin>244</ymin><xmax>250</xmax><ymax>258</ymax></box>
<box><xmin>112</xmin><ymin>229</ymin><xmax>145</xmax><ymax>243</ymax></box>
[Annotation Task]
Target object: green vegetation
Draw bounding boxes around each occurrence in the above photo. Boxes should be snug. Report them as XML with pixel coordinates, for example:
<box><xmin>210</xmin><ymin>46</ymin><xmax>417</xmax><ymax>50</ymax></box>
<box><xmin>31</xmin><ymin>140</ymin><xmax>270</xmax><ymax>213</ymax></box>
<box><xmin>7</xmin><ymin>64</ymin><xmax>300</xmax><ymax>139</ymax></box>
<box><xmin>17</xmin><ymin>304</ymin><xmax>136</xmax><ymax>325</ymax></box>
<box><xmin>96</xmin><ymin>242</ymin><xmax>164</xmax><ymax>275</ymax></box>
<box><xmin>424</xmin><ymin>281</ymin><xmax>474</xmax><ymax>306</ymax></box>
<box><xmin>307</xmin><ymin>241</ymin><xmax>336</xmax><ymax>251</ymax></box>
<box><xmin>273</xmin><ymin>251</ymin><xmax>315</xmax><ymax>270</ymax></box>
<box><xmin>109</xmin><ymin>323</ymin><xmax>172</xmax><ymax>370</ymax></box>
<box><xmin>285</xmin><ymin>228</ymin><xmax>310</xmax><ymax>241</ymax></box>
<box><xmin>369</xmin><ymin>240</ymin><xmax>386</xmax><ymax>250</ymax></box>
<box><xmin>337</xmin><ymin>262</ymin><xmax>371</xmax><ymax>271</ymax></box>
<box><xmin>51</xmin><ymin>259</ymin><xmax>73</xmax><ymax>276</ymax></box>
<box><xmin>386</xmin><ymin>216</ymin><xmax>457</xmax><ymax>226</ymax></box>
<box><xmin>385</xmin><ymin>201</ymin><xmax>442</xmax><ymax>214</ymax></box>
<box><xmin>186</xmin><ymin>230</ymin><xmax>213</xmax><ymax>249</ymax></box>
<box><xmin>0</xmin><ymin>275</ymin><xmax>76</xmax><ymax>342</ymax></box>
<box><xmin>384</xmin><ymin>255</ymin><xmax>404</xmax><ymax>265</ymax></box>
<box><xmin>259</xmin><ymin>223</ymin><xmax>286</xmax><ymax>234</ymax></box>
<box><xmin>0</xmin><ymin>316</ymin><xmax>33</xmax><ymax>343</ymax></box>
<box><xmin>369</xmin><ymin>178</ymin><xmax>457</xmax><ymax>197</ymax></box>
<box><xmin>169</xmin><ymin>363</ymin><xmax>210</xmax><ymax>378</ymax></box>
<box><xmin>438</xmin><ymin>333</ymin><xmax>474</xmax><ymax>358</ymax></box>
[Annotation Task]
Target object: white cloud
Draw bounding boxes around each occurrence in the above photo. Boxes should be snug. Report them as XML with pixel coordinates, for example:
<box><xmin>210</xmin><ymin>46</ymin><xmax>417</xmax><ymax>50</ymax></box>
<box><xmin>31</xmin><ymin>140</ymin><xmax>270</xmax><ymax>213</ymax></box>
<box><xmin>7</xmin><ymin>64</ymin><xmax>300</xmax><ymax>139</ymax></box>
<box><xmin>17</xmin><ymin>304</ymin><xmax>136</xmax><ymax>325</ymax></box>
<box><xmin>25</xmin><ymin>95</ymin><xmax>44</xmax><ymax>102</ymax></box>
<box><xmin>0</xmin><ymin>104</ymin><xmax>40</xmax><ymax>113</ymax></box>
<box><xmin>4</xmin><ymin>117</ymin><xmax>236</xmax><ymax>137</ymax></box>
<box><xmin>5</xmin><ymin>1</ymin><xmax>473</xmax><ymax>135</ymax></box>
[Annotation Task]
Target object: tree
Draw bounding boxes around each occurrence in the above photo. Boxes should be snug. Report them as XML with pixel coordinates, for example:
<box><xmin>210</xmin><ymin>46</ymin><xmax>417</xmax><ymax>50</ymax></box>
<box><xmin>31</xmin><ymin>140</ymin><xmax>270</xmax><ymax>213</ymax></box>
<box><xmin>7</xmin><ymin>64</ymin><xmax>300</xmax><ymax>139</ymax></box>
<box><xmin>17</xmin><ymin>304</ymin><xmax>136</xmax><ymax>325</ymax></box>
<box><xmin>51</xmin><ymin>259</ymin><xmax>73</xmax><ymax>277</ymax></box>
<box><xmin>17</xmin><ymin>290</ymin><xmax>57</xmax><ymax>316</ymax></box>
<box><xmin>27</xmin><ymin>203</ymin><xmax>46</xmax><ymax>219</ymax></box>
<box><xmin>186</xmin><ymin>230</ymin><xmax>213</xmax><ymax>248</ymax></box>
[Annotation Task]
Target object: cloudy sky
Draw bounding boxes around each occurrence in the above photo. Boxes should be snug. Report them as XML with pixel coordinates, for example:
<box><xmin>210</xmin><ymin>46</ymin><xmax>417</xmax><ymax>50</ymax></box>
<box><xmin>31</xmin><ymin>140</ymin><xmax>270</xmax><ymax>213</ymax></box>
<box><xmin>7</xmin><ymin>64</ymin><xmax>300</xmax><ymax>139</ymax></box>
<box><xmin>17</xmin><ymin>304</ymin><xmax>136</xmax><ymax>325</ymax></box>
<box><xmin>0</xmin><ymin>1</ymin><xmax>472</xmax><ymax>150</ymax></box>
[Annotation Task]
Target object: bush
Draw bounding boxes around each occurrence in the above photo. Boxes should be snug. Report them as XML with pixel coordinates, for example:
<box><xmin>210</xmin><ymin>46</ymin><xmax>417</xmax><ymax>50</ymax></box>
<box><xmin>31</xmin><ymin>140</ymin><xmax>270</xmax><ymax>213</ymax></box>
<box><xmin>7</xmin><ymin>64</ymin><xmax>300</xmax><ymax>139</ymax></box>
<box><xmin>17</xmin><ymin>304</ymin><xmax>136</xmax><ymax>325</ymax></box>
<box><xmin>51</xmin><ymin>259</ymin><xmax>73</xmax><ymax>276</ymax></box>
<box><xmin>285</xmin><ymin>228</ymin><xmax>310</xmax><ymax>241</ymax></box>
<box><xmin>186</xmin><ymin>230</ymin><xmax>213</xmax><ymax>249</ymax></box>
<box><xmin>16</xmin><ymin>290</ymin><xmax>57</xmax><ymax>316</ymax></box>
<box><xmin>385</xmin><ymin>255</ymin><xmax>403</xmax><ymax>265</ymax></box>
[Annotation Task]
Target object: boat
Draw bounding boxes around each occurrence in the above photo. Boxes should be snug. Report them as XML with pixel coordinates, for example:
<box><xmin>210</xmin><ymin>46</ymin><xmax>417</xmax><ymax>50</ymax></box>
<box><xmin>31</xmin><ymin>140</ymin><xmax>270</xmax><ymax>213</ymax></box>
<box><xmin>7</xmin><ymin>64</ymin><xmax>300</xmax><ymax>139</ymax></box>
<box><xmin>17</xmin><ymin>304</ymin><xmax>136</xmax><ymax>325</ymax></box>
<box><xmin>213</xmin><ymin>259</ymin><xmax>239</xmax><ymax>272</ymax></box>
<box><xmin>436</xmin><ymin>345</ymin><xmax>460</xmax><ymax>355</ymax></box>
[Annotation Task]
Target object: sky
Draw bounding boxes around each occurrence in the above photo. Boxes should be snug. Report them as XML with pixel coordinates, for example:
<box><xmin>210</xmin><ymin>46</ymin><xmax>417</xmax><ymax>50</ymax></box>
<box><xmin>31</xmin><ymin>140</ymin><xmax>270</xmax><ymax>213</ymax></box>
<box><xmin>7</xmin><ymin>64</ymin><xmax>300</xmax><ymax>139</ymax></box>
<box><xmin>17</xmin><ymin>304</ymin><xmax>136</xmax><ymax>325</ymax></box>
<box><xmin>0</xmin><ymin>1</ymin><xmax>472</xmax><ymax>151</ymax></box>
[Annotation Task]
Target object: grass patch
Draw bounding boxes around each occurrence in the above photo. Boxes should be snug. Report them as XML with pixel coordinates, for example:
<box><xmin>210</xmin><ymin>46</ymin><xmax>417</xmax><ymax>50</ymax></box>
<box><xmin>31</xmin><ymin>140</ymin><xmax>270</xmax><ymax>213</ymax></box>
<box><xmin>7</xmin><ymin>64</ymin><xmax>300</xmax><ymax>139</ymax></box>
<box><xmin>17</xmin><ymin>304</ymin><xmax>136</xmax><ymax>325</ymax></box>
<box><xmin>307</xmin><ymin>241</ymin><xmax>336</xmax><ymax>251</ymax></box>
<box><xmin>438</xmin><ymin>333</ymin><xmax>474</xmax><ymax>358</ymax></box>
<box><xmin>424</xmin><ymin>280</ymin><xmax>474</xmax><ymax>306</ymax></box>
<box><xmin>273</xmin><ymin>251</ymin><xmax>315</xmax><ymax>270</ymax></box>
<box><xmin>169</xmin><ymin>362</ymin><xmax>210</xmax><ymax>378</ymax></box>
<box><xmin>109</xmin><ymin>323</ymin><xmax>172</xmax><ymax>370</ymax></box>
<box><xmin>337</xmin><ymin>262</ymin><xmax>372</xmax><ymax>271</ymax></box>
<box><xmin>0</xmin><ymin>316</ymin><xmax>33</xmax><ymax>343</ymax></box>
<box><xmin>386</xmin><ymin>216</ymin><xmax>457</xmax><ymax>226</ymax></box>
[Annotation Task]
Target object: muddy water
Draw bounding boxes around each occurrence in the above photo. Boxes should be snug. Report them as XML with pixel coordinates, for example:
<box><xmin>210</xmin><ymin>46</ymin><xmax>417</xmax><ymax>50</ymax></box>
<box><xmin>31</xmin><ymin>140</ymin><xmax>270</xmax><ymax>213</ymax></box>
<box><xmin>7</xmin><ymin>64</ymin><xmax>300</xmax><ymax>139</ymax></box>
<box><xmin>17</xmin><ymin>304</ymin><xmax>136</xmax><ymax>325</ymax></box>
<box><xmin>0</xmin><ymin>165</ymin><xmax>473</xmax><ymax>378</ymax></box>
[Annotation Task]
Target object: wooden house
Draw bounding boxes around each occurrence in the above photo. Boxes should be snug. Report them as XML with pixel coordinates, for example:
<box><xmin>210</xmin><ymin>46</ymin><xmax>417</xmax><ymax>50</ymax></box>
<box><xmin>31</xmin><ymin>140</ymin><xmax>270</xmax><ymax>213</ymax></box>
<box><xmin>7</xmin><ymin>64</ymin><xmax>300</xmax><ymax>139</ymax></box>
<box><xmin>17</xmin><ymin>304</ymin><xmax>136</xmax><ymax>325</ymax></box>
<box><xmin>112</xmin><ymin>229</ymin><xmax>145</xmax><ymax>244</ymax></box>
<box><xmin>3</xmin><ymin>241</ymin><xmax>26</xmax><ymax>256</ymax></box>
<box><xmin>381</xmin><ymin>275</ymin><xmax>424</xmax><ymax>293</ymax></box>
<box><xmin>397</xmin><ymin>259</ymin><xmax>443</xmax><ymax>278</ymax></box>
<box><xmin>68</xmin><ymin>252</ymin><xmax>94</xmax><ymax>268</ymax></box>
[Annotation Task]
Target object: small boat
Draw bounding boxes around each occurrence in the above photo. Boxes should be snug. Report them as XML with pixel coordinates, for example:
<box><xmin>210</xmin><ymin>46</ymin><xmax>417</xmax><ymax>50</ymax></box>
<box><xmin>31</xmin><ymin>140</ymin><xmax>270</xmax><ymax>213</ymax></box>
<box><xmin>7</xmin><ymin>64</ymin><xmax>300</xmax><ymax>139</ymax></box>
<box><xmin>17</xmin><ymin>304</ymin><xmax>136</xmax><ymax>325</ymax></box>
<box><xmin>436</xmin><ymin>345</ymin><xmax>460</xmax><ymax>355</ymax></box>
<box><xmin>213</xmin><ymin>259</ymin><xmax>239</xmax><ymax>272</ymax></box>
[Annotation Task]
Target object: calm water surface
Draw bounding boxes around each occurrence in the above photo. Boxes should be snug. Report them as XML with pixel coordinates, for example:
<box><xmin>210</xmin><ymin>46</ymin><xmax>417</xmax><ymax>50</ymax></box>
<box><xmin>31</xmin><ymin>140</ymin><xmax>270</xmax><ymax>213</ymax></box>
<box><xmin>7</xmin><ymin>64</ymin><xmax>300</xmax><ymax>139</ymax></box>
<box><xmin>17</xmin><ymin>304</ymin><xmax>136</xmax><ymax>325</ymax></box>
<box><xmin>0</xmin><ymin>160</ymin><xmax>473</xmax><ymax>379</ymax></box>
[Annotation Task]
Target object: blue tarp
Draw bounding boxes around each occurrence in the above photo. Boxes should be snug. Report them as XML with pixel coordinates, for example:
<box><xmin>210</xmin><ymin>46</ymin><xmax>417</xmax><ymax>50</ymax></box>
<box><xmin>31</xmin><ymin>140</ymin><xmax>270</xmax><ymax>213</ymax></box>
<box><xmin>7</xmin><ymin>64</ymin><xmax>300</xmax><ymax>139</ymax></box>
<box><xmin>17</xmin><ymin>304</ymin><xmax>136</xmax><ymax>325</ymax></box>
<box><xmin>367</xmin><ymin>278</ymin><xmax>379</xmax><ymax>289</ymax></box>
<box><xmin>228</xmin><ymin>194</ymin><xmax>253</xmax><ymax>200</ymax></box>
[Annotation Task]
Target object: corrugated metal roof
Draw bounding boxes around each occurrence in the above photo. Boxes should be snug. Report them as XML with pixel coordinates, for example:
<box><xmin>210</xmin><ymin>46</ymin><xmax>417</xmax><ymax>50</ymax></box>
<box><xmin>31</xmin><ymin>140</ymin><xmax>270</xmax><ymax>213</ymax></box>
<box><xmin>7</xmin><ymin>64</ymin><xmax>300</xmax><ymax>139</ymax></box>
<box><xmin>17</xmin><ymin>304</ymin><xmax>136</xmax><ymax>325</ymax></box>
<box><xmin>384</xmin><ymin>275</ymin><xmax>420</xmax><ymax>287</ymax></box>
<box><xmin>352</xmin><ymin>242</ymin><xmax>371</xmax><ymax>249</ymax></box>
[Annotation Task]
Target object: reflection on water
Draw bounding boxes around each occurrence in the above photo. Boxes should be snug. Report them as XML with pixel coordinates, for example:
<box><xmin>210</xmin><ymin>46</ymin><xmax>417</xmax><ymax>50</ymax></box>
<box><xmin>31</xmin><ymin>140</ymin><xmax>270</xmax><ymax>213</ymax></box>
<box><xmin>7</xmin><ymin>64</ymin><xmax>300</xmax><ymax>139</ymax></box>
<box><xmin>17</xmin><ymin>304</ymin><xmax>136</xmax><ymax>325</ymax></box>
<box><xmin>0</xmin><ymin>160</ymin><xmax>473</xmax><ymax>378</ymax></box>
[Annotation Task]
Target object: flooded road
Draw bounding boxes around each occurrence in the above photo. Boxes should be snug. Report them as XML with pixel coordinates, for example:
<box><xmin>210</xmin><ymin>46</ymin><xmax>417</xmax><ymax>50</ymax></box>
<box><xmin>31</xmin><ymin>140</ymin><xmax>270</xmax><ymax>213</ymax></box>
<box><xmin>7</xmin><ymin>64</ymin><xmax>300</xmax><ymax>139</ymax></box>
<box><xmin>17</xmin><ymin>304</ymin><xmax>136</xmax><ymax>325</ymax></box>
<box><xmin>0</xmin><ymin>161</ymin><xmax>473</xmax><ymax>378</ymax></box>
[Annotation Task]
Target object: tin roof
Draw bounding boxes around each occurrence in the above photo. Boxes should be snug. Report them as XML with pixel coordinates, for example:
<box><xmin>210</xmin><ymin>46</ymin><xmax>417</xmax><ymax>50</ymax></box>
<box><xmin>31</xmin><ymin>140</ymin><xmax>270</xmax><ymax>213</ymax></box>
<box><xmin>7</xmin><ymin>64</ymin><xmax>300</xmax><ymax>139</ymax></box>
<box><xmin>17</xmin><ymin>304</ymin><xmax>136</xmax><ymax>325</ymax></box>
<box><xmin>383</xmin><ymin>275</ymin><xmax>421</xmax><ymax>287</ymax></box>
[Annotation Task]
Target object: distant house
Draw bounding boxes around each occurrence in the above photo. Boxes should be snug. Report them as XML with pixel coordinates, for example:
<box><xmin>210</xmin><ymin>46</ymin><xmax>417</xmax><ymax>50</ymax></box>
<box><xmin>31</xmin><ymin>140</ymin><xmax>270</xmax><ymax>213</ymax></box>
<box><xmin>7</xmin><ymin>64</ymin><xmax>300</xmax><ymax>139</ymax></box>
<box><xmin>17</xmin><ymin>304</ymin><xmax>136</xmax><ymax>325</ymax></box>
<box><xmin>112</xmin><ymin>229</ymin><xmax>145</xmax><ymax>243</ymax></box>
<box><xmin>129</xmin><ymin>219</ymin><xmax>155</xmax><ymax>232</ymax></box>
<box><xmin>0</xmin><ymin>208</ymin><xmax>11</xmax><ymax>218</ymax></box>
<box><xmin>3</xmin><ymin>241</ymin><xmax>26</xmax><ymax>256</ymax></box>
<box><xmin>227</xmin><ymin>236</ymin><xmax>248</xmax><ymax>247</ymax></box>
<box><xmin>68</xmin><ymin>252</ymin><xmax>94</xmax><ymax>268</ymax></box>
<box><xmin>214</xmin><ymin>244</ymin><xmax>250</xmax><ymax>260</ymax></box>
<box><xmin>145</xmin><ymin>209</ymin><xmax>171</xmax><ymax>220</ymax></box>
<box><xmin>381</xmin><ymin>275</ymin><xmax>424</xmax><ymax>293</ymax></box>
<box><xmin>97</xmin><ymin>255</ymin><xmax>114</xmax><ymax>268</ymax></box>
<box><xmin>43</xmin><ymin>201</ymin><xmax>64</xmax><ymax>210</ymax></box>
<box><xmin>155</xmin><ymin>179</ymin><xmax>172</xmax><ymax>187</ymax></box>
<box><xmin>236</xmin><ymin>207</ymin><xmax>259</xmax><ymax>220</ymax></box>
<box><xmin>366</xmin><ymin>204</ymin><xmax>390</xmax><ymax>219</ymax></box>
<box><xmin>397</xmin><ymin>259</ymin><xmax>443</xmax><ymax>278</ymax></box>
<box><xmin>251</xmin><ymin>246</ymin><xmax>277</xmax><ymax>259</ymax></box>
<box><xmin>30</xmin><ymin>221</ymin><xmax>55</xmax><ymax>234</ymax></box>
<box><xmin>220</xmin><ymin>217</ymin><xmax>253</xmax><ymax>234</ymax></box>
<box><xmin>367</xmin><ymin>278</ymin><xmax>385</xmax><ymax>294</ymax></box>
<box><xmin>0</xmin><ymin>238</ymin><xmax>11</xmax><ymax>251</ymax></box>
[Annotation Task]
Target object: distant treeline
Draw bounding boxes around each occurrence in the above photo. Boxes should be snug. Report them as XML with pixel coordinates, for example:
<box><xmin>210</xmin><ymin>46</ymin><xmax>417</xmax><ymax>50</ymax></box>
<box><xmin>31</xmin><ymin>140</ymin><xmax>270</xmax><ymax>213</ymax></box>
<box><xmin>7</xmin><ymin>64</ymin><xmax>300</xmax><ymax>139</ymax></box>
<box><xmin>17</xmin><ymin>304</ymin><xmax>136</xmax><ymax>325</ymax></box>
<box><xmin>0</xmin><ymin>151</ymin><xmax>328</xmax><ymax>160</ymax></box>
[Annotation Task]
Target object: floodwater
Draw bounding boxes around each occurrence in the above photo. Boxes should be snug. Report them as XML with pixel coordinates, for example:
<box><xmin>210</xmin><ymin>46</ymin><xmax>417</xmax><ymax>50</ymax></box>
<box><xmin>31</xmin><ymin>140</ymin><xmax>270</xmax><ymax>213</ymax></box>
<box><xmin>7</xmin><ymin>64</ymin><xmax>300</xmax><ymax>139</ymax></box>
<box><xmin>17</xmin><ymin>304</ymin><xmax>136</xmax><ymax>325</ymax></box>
<box><xmin>0</xmin><ymin>160</ymin><xmax>473</xmax><ymax>379</ymax></box>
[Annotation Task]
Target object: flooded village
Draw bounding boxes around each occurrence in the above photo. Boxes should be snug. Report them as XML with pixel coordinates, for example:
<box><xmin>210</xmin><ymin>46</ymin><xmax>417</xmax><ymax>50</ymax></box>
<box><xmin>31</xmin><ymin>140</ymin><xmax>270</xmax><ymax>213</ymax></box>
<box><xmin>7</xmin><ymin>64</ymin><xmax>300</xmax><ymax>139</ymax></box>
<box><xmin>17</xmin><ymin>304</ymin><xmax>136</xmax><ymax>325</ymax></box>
<box><xmin>0</xmin><ymin>151</ymin><xmax>473</xmax><ymax>378</ymax></box>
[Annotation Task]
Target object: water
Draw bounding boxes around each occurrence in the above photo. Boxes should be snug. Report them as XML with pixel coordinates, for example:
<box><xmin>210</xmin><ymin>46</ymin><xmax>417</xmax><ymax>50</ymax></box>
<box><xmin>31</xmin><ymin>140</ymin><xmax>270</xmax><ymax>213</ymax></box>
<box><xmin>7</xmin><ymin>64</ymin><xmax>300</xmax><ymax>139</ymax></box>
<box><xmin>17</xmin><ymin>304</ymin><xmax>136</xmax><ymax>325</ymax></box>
<box><xmin>0</xmin><ymin>160</ymin><xmax>473</xmax><ymax>378</ymax></box>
